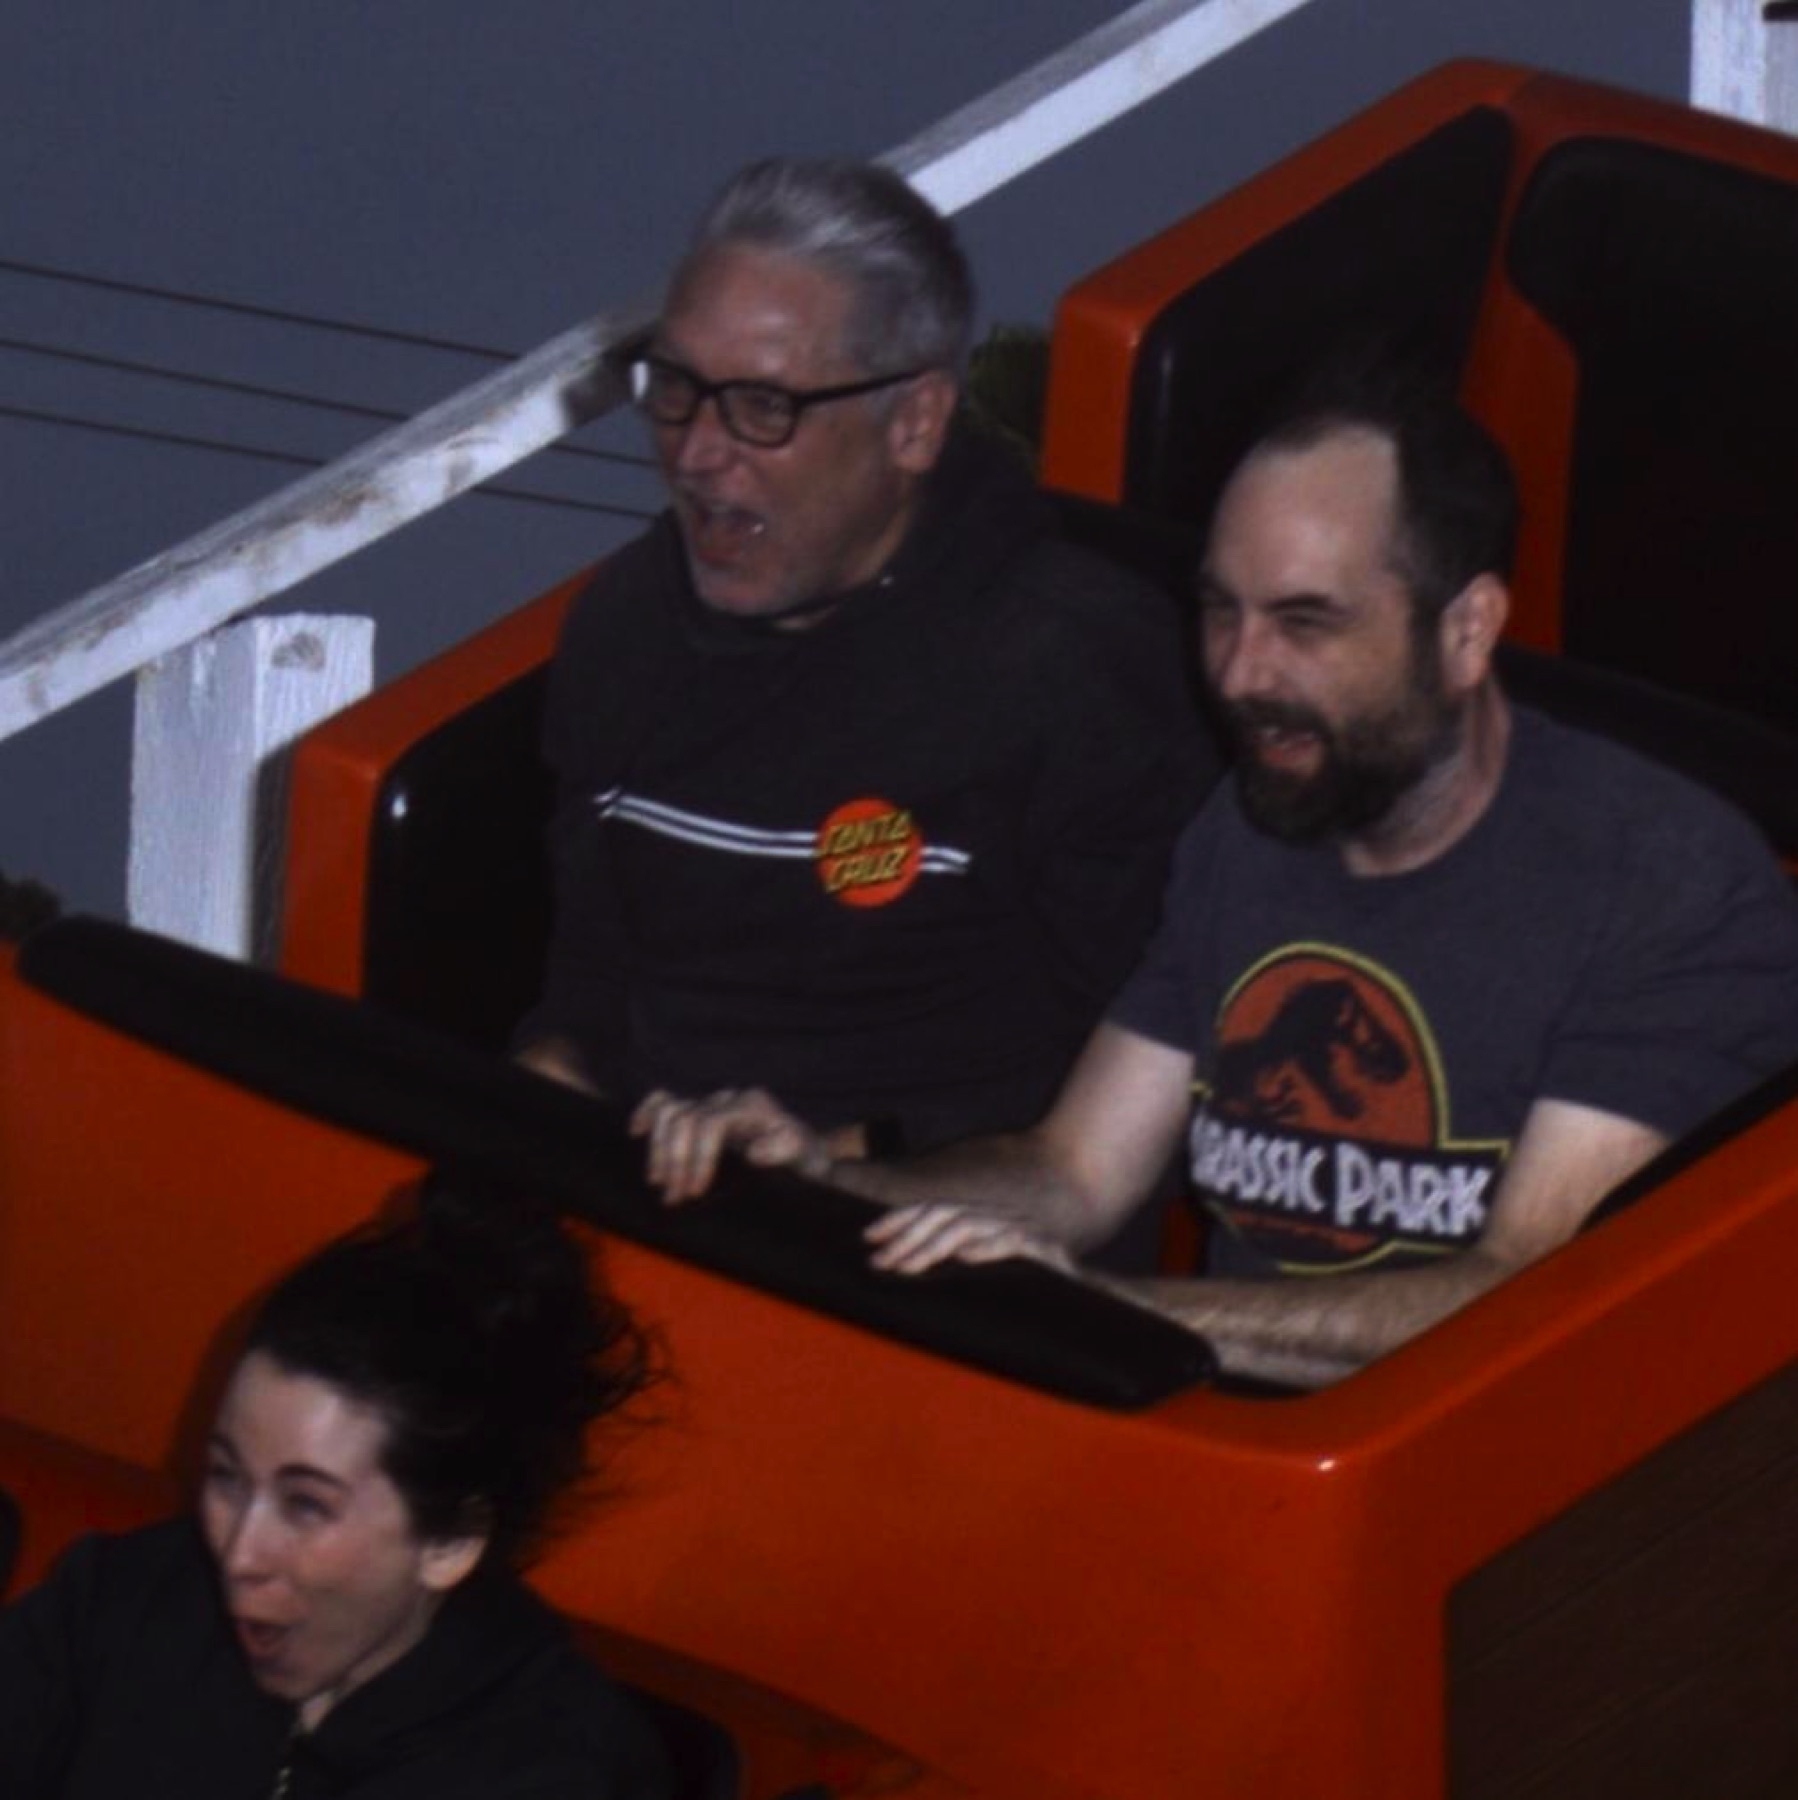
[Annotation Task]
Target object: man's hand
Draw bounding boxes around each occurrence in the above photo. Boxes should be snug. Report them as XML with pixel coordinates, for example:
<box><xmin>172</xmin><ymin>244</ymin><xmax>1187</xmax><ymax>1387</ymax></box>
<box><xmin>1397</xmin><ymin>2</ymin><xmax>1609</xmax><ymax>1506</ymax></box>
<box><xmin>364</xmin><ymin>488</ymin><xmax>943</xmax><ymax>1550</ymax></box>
<box><xmin>864</xmin><ymin>1204</ymin><xmax>1077</xmax><ymax>1276</ymax></box>
<box><xmin>630</xmin><ymin>1087</ymin><xmax>833</xmax><ymax>1202</ymax></box>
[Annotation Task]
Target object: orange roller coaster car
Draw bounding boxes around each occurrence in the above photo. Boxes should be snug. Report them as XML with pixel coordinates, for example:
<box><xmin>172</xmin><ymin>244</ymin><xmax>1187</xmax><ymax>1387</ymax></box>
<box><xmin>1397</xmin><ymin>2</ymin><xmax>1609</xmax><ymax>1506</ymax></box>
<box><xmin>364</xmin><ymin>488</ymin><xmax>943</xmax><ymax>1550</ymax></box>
<box><xmin>6</xmin><ymin>61</ymin><xmax>1798</xmax><ymax>1800</ymax></box>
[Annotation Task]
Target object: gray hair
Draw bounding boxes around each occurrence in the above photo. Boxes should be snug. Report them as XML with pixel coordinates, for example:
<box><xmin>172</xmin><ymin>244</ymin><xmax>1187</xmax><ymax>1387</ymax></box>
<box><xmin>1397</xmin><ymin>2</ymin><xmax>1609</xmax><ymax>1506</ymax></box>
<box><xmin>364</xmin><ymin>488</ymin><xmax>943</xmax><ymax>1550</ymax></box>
<box><xmin>678</xmin><ymin>157</ymin><xmax>975</xmax><ymax>378</ymax></box>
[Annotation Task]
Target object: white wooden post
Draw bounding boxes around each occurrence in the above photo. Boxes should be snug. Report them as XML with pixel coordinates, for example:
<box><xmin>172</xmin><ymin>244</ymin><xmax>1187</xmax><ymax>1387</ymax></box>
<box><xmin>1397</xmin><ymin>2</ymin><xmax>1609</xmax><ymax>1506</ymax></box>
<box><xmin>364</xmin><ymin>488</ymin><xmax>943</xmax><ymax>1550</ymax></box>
<box><xmin>129</xmin><ymin>615</ymin><xmax>374</xmax><ymax>961</ymax></box>
<box><xmin>1693</xmin><ymin>0</ymin><xmax>1798</xmax><ymax>132</ymax></box>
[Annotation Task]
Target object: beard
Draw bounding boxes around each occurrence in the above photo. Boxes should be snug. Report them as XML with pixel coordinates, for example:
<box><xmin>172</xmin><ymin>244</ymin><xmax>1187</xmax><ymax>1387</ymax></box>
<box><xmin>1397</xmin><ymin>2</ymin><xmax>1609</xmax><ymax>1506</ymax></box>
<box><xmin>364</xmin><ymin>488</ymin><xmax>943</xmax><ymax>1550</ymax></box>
<box><xmin>1223</xmin><ymin>652</ymin><xmax>1460</xmax><ymax>845</ymax></box>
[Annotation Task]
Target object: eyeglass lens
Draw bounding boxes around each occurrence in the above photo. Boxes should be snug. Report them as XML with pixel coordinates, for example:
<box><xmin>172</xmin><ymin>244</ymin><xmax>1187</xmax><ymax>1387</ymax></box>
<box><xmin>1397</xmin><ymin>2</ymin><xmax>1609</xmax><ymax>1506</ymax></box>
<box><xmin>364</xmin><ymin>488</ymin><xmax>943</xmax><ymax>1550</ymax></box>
<box><xmin>631</xmin><ymin>360</ymin><xmax>800</xmax><ymax>447</ymax></box>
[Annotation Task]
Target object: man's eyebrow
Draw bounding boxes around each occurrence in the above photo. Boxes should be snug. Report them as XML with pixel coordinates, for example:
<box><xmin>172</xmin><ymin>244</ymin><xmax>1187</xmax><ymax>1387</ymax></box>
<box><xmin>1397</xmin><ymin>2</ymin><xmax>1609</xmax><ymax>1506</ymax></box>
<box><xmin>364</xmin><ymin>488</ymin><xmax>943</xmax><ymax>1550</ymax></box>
<box><xmin>1267</xmin><ymin>589</ymin><xmax>1351</xmax><ymax>616</ymax></box>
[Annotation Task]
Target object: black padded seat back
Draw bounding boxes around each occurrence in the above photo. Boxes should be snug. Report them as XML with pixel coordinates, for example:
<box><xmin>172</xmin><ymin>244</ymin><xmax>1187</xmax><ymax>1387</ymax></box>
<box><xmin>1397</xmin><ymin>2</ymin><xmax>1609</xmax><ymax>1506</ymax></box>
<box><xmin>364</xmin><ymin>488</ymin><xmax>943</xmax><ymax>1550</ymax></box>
<box><xmin>622</xmin><ymin>1687</ymin><xmax>741</xmax><ymax>1800</ymax></box>
<box><xmin>1047</xmin><ymin>488</ymin><xmax>1204</xmax><ymax>603</ymax></box>
<box><xmin>1508</xmin><ymin>139</ymin><xmax>1798</xmax><ymax>734</ymax></box>
<box><xmin>1123</xmin><ymin>107</ymin><xmax>1515</xmax><ymax>522</ymax></box>
<box><xmin>361</xmin><ymin>666</ymin><xmax>556</xmax><ymax>1052</ymax></box>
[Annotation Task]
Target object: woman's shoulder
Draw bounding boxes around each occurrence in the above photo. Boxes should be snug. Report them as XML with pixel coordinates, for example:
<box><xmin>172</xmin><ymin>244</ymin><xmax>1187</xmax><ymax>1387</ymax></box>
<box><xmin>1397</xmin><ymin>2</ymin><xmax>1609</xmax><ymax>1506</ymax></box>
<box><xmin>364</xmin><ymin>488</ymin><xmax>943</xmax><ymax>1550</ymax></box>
<box><xmin>351</xmin><ymin>1576</ymin><xmax>674</xmax><ymax>1799</ymax></box>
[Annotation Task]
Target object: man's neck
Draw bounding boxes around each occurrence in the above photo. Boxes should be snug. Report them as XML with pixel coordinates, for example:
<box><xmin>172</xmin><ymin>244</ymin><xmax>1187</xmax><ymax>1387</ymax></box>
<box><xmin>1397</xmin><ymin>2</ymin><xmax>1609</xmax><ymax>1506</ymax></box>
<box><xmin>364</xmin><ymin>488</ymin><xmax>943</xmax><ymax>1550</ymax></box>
<box><xmin>769</xmin><ymin>483</ymin><xmax>926</xmax><ymax>634</ymax></box>
<box><xmin>1338</xmin><ymin>682</ymin><xmax>1512</xmax><ymax>878</ymax></box>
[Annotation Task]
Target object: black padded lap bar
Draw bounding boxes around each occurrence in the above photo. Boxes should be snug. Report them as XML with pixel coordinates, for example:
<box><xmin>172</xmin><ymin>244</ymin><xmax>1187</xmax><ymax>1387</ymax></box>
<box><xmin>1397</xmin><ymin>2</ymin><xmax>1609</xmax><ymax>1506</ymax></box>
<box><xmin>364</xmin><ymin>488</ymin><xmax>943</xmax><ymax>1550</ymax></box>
<box><xmin>1125</xmin><ymin>107</ymin><xmax>1513</xmax><ymax>521</ymax></box>
<box><xmin>17</xmin><ymin>918</ymin><xmax>1215</xmax><ymax>1410</ymax></box>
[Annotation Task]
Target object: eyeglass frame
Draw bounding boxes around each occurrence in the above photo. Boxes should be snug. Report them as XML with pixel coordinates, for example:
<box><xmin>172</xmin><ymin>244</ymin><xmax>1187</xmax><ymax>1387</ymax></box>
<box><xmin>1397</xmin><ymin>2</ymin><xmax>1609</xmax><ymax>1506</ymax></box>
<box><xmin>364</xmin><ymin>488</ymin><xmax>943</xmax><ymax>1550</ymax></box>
<box><xmin>623</xmin><ymin>351</ymin><xmax>931</xmax><ymax>449</ymax></box>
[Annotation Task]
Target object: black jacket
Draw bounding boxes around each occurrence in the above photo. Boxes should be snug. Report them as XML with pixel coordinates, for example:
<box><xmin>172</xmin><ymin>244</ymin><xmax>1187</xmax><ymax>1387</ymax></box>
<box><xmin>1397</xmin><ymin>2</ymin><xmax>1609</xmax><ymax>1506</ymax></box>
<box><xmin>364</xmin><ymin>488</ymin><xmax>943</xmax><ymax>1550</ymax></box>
<box><xmin>525</xmin><ymin>426</ymin><xmax>1215</xmax><ymax>1151</ymax></box>
<box><xmin>0</xmin><ymin>1518</ymin><xmax>671</xmax><ymax>1798</ymax></box>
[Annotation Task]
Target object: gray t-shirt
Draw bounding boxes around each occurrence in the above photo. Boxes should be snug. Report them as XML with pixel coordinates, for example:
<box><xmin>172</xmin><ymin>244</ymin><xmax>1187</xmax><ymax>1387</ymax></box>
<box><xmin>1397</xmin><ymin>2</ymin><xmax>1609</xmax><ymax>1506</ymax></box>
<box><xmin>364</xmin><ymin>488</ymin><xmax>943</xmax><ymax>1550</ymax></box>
<box><xmin>1111</xmin><ymin>707</ymin><xmax>1798</xmax><ymax>1277</ymax></box>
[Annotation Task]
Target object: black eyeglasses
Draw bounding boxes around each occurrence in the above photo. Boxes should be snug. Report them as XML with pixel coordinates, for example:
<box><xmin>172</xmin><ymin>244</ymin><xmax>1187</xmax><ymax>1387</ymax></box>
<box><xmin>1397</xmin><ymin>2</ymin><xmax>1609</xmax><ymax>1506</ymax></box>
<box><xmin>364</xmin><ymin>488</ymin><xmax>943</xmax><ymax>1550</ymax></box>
<box><xmin>625</xmin><ymin>353</ymin><xmax>926</xmax><ymax>448</ymax></box>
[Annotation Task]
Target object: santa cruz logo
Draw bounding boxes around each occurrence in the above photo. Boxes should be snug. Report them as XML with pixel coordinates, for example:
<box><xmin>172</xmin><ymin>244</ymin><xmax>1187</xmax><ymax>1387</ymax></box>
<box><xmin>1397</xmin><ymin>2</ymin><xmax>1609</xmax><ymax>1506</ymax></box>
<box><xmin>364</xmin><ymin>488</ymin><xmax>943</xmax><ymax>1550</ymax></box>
<box><xmin>815</xmin><ymin>797</ymin><xmax>924</xmax><ymax>908</ymax></box>
<box><xmin>1193</xmin><ymin>946</ymin><xmax>1508</xmax><ymax>1271</ymax></box>
<box><xmin>591</xmin><ymin>786</ymin><xmax>969</xmax><ymax>899</ymax></box>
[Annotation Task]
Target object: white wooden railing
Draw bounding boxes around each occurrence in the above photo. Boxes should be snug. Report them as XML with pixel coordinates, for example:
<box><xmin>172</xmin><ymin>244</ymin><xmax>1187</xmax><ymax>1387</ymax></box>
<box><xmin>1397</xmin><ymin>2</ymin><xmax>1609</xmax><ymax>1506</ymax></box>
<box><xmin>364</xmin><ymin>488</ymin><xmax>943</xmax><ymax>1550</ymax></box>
<box><xmin>0</xmin><ymin>0</ymin><xmax>1324</xmax><ymax>955</ymax></box>
<box><xmin>0</xmin><ymin>0</ymin><xmax>1788</xmax><ymax>955</ymax></box>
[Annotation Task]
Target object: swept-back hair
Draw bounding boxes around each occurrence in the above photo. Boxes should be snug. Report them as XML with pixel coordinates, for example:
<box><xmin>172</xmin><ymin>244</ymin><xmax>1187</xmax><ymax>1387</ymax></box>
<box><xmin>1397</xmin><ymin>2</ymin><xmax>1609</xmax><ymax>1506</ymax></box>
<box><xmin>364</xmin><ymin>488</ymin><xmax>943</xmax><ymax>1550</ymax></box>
<box><xmin>244</xmin><ymin>1174</ymin><xmax>654</xmax><ymax>1566</ymax></box>
<box><xmin>680</xmin><ymin>156</ymin><xmax>974</xmax><ymax>377</ymax></box>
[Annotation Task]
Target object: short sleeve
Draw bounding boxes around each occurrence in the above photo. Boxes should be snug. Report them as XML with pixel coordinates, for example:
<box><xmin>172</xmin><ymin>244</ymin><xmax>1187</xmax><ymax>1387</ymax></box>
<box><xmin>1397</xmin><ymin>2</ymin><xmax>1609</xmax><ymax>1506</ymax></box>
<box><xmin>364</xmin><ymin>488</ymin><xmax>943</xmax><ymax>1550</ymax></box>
<box><xmin>1540</xmin><ymin>795</ymin><xmax>1798</xmax><ymax>1136</ymax></box>
<box><xmin>1107</xmin><ymin>793</ymin><xmax>1234</xmax><ymax>1056</ymax></box>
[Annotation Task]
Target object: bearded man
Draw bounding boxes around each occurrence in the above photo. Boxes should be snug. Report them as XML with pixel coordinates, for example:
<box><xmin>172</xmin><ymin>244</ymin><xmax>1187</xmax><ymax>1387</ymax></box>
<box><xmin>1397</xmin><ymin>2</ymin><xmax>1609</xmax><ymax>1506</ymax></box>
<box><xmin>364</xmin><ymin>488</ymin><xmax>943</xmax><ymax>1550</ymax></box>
<box><xmin>634</xmin><ymin>354</ymin><xmax>1798</xmax><ymax>1387</ymax></box>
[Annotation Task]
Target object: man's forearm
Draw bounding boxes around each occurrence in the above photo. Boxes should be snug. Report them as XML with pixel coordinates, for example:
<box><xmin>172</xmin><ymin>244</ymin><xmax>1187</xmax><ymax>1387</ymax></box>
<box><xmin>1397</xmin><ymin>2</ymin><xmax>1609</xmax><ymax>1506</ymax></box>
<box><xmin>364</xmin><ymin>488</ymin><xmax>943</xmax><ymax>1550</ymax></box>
<box><xmin>1098</xmin><ymin>1248</ymin><xmax>1512</xmax><ymax>1388</ymax></box>
<box><xmin>825</xmin><ymin>1131</ymin><xmax>1118</xmax><ymax>1251</ymax></box>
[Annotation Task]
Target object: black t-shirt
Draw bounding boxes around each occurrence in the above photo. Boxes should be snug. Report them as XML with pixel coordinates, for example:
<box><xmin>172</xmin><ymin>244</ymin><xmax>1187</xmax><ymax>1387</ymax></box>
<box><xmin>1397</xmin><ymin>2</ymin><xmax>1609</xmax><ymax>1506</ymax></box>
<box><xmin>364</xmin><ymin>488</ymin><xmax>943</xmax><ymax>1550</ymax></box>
<box><xmin>1111</xmin><ymin>707</ymin><xmax>1798</xmax><ymax>1276</ymax></box>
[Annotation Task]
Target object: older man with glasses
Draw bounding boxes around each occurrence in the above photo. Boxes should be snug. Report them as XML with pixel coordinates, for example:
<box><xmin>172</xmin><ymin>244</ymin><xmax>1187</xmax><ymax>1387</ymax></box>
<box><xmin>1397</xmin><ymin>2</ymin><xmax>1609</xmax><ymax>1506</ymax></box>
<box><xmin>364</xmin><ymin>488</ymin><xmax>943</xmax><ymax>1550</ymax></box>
<box><xmin>515</xmin><ymin>159</ymin><xmax>1213</xmax><ymax>1234</ymax></box>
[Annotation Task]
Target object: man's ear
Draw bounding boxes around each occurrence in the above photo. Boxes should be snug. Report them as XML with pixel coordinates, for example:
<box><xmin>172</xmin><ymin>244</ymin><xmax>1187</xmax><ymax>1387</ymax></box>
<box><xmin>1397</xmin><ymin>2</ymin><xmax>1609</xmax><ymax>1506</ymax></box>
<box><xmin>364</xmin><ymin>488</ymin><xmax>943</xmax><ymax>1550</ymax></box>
<box><xmin>887</xmin><ymin>371</ymin><xmax>959</xmax><ymax>474</ymax></box>
<box><xmin>1437</xmin><ymin>572</ymin><xmax>1510</xmax><ymax>693</ymax></box>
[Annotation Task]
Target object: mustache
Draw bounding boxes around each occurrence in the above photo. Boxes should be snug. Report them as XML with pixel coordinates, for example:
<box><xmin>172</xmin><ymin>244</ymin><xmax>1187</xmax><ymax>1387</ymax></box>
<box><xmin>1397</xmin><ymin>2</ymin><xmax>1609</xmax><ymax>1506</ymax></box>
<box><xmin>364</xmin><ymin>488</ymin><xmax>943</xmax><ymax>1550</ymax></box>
<box><xmin>1219</xmin><ymin>697</ymin><xmax>1334</xmax><ymax>744</ymax></box>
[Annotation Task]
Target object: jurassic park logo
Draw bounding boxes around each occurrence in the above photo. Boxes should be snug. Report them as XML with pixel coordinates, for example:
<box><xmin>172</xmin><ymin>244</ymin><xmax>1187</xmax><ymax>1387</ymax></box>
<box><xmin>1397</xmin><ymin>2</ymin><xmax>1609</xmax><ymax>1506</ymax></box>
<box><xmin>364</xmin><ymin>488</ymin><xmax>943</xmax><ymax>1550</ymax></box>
<box><xmin>1192</xmin><ymin>947</ymin><xmax>1508</xmax><ymax>1272</ymax></box>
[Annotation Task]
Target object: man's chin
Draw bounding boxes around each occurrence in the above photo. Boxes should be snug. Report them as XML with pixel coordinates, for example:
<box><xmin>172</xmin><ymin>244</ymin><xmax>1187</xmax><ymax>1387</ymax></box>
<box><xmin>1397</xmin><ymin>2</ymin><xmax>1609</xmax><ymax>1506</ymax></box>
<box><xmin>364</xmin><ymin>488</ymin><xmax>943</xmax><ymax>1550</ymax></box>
<box><xmin>1236</xmin><ymin>770</ymin><xmax>1343</xmax><ymax>844</ymax></box>
<box><xmin>685</xmin><ymin>556</ymin><xmax>787</xmax><ymax>619</ymax></box>
<box><xmin>1236</xmin><ymin>756</ymin><xmax>1429</xmax><ymax>845</ymax></box>
<box><xmin>685</xmin><ymin>554</ymin><xmax>841</xmax><ymax>628</ymax></box>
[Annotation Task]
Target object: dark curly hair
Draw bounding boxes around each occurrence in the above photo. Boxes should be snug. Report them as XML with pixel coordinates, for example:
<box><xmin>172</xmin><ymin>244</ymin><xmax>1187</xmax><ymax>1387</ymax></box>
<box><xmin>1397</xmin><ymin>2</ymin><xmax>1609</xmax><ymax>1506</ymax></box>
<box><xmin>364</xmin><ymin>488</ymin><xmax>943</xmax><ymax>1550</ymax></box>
<box><xmin>242</xmin><ymin>1173</ymin><xmax>655</xmax><ymax>1566</ymax></box>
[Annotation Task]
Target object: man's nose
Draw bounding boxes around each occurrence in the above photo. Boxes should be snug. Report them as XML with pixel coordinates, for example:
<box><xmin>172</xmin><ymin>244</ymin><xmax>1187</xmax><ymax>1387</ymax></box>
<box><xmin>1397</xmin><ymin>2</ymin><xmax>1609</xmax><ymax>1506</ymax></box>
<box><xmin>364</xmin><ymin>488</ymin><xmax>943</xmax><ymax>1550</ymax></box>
<box><xmin>669</xmin><ymin>396</ymin><xmax>737</xmax><ymax>475</ymax></box>
<box><xmin>1206</xmin><ymin>613</ymin><xmax>1273</xmax><ymax>705</ymax></box>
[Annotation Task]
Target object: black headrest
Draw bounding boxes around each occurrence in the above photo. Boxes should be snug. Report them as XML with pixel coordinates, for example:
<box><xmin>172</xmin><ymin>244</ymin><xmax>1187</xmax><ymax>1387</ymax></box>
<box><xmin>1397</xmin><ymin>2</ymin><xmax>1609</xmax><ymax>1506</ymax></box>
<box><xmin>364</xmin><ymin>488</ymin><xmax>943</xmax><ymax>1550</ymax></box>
<box><xmin>1507</xmin><ymin>138</ymin><xmax>1798</xmax><ymax>732</ymax></box>
<box><xmin>1122</xmin><ymin>106</ymin><xmax>1513</xmax><ymax>520</ymax></box>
